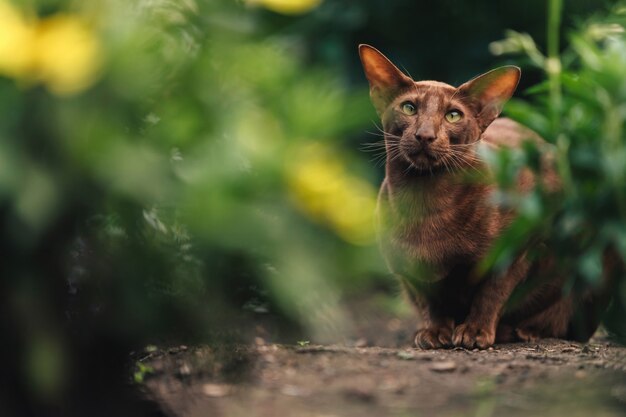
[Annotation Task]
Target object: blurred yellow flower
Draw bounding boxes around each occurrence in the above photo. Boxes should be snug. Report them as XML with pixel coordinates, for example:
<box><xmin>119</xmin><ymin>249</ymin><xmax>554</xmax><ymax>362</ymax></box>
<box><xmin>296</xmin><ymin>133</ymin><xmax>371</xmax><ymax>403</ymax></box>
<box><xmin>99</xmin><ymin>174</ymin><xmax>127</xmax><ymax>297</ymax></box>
<box><xmin>33</xmin><ymin>15</ymin><xmax>102</xmax><ymax>95</ymax></box>
<box><xmin>0</xmin><ymin>2</ymin><xmax>102</xmax><ymax>95</ymax></box>
<box><xmin>248</xmin><ymin>0</ymin><xmax>323</xmax><ymax>15</ymax></box>
<box><xmin>0</xmin><ymin>2</ymin><xmax>34</xmax><ymax>77</ymax></box>
<box><xmin>287</xmin><ymin>143</ymin><xmax>377</xmax><ymax>245</ymax></box>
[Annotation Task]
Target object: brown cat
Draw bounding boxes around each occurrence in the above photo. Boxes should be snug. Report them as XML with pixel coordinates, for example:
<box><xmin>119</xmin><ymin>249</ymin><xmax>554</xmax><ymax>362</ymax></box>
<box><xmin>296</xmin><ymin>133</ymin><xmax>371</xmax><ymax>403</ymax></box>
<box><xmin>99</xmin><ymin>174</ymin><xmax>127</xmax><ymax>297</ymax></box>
<box><xmin>359</xmin><ymin>44</ymin><xmax>609</xmax><ymax>349</ymax></box>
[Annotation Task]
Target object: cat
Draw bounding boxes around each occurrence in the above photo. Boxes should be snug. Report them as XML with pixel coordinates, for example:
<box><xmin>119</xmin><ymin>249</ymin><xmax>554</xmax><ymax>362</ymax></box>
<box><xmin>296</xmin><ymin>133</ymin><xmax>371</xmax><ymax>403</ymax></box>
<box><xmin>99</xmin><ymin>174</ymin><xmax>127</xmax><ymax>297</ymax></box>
<box><xmin>358</xmin><ymin>44</ymin><xmax>611</xmax><ymax>349</ymax></box>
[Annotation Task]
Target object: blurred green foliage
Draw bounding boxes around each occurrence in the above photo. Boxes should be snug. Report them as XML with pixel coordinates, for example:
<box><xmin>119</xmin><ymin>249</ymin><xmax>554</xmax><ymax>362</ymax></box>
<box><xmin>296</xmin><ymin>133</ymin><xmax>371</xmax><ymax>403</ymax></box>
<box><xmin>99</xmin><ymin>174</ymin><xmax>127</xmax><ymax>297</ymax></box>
<box><xmin>0</xmin><ymin>0</ymin><xmax>382</xmax><ymax>414</ymax></box>
<box><xmin>486</xmin><ymin>0</ymin><xmax>626</xmax><ymax>339</ymax></box>
<box><xmin>0</xmin><ymin>0</ymin><xmax>623</xmax><ymax>415</ymax></box>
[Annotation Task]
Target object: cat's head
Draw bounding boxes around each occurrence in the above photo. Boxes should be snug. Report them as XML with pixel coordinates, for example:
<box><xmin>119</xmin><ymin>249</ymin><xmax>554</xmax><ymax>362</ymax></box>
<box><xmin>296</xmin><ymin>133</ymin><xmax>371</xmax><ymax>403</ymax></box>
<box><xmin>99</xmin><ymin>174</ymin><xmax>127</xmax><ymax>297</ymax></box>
<box><xmin>359</xmin><ymin>44</ymin><xmax>520</xmax><ymax>173</ymax></box>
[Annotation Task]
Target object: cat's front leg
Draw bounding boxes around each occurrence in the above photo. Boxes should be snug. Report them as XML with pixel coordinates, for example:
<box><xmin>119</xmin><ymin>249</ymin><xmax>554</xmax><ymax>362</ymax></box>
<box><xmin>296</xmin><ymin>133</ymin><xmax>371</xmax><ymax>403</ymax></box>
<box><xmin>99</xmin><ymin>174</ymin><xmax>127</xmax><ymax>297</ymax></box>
<box><xmin>400</xmin><ymin>277</ymin><xmax>455</xmax><ymax>349</ymax></box>
<box><xmin>453</xmin><ymin>255</ymin><xmax>530</xmax><ymax>349</ymax></box>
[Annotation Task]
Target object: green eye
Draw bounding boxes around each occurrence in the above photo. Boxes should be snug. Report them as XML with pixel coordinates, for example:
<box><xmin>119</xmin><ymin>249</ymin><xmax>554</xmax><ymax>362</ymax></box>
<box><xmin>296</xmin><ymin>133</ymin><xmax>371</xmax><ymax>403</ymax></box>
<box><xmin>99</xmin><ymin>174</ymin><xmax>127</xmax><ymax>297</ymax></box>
<box><xmin>401</xmin><ymin>102</ymin><xmax>416</xmax><ymax>115</ymax></box>
<box><xmin>445</xmin><ymin>110</ymin><xmax>463</xmax><ymax>123</ymax></box>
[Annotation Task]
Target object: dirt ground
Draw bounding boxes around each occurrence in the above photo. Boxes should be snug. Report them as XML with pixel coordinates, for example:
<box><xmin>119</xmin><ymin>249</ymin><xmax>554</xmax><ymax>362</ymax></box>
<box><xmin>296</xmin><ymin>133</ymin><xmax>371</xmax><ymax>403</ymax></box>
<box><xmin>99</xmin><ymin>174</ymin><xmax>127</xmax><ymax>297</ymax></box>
<box><xmin>140</xmin><ymin>293</ymin><xmax>626</xmax><ymax>417</ymax></box>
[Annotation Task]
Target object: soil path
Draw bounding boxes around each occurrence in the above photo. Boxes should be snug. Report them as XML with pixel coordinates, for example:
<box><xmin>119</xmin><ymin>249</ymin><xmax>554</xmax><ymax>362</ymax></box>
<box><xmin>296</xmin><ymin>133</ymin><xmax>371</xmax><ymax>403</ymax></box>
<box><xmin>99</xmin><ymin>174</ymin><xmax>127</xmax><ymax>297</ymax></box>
<box><xmin>143</xmin><ymin>340</ymin><xmax>625</xmax><ymax>417</ymax></box>
<box><xmin>141</xmin><ymin>294</ymin><xmax>626</xmax><ymax>417</ymax></box>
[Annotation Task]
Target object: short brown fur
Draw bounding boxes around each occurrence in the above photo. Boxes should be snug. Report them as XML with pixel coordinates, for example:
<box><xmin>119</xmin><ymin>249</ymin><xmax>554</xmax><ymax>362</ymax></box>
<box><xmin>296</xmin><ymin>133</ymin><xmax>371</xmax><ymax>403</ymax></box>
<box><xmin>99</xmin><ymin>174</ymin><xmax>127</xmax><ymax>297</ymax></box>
<box><xmin>359</xmin><ymin>44</ymin><xmax>609</xmax><ymax>349</ymax></box>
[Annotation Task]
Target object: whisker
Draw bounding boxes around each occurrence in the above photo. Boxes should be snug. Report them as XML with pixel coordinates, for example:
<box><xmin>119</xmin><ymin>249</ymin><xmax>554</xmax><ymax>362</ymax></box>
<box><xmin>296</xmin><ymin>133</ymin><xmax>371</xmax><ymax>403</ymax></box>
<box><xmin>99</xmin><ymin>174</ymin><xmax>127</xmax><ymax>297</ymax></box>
<box><xmin>443</xmin><ymin>154</ymin><xmax>461</xmax><ymax>172</ymax></box>
<box><xmin>449</xmin><ymin>141</ymin><xmax>481</xmax><ymax>148</ymax></box>
<box><xmin>360</xmin><ymin>142</ymin><xmax>387</xmax><ymax>151</ymax></box>
<box><xmin>364</xmin><ymin>140</ymin><xmax>406</xmax><ymax>167</ymax></box>
<box><xmin>404</xmin><ymin>162</ymin><xmax>416</xmax><ymax>175</ymax></box>
<box><xmin>446</xmin><ymin>151</ymin><xmax>486</xmax><ymax>178</ymax></box>
<box><xmin>440</xmin><ymin>155</ymin><xmax>452</xmax><ymax>175</ymax></box>
<box><xmin>372</xmin><ymin>123</ymin><xmax>403</xmax><ymax>140</ymax></box>
<box><xmin>364</xmin><ymin>131</ymin><xmax>387</xmax><ymax>138</ymax></box>
<box><xmin>365</xmin><ymin>130</ymin><xmax>402</xmax><ymax>140</ymax></box>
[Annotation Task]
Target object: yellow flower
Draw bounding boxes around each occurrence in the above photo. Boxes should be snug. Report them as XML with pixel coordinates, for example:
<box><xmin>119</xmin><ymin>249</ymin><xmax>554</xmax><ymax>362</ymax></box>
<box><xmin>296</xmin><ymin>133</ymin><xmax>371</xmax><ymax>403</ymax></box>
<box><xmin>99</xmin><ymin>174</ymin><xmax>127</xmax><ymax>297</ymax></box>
<box><xmin>287</xmin><ymin>143</ymin><xmax>377</xmax><ymax>245</ymax></box>
<box><xmin>33</xmin><ymin>15</ymin><xmax>102</xmax><ymax>95</ymax></box>
<box><xmin>0</xmin><ymin>1</ymin><xmax>34</xmax><ymax>77</ymax></box>
<box><xmin>0</xmin><ymin>2</ymin><xmax>102</xmax><ymax>95</ymax></box>
<box><xmin>247</xmin><ymin>0</ymin><xmax>323</xmax><ymax>15</ymax></box>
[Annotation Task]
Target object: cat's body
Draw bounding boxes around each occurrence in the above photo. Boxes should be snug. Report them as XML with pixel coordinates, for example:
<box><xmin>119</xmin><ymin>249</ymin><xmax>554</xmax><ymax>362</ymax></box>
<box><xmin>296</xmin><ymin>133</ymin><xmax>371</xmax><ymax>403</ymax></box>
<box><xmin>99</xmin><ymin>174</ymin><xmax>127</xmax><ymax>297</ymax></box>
<box><xmin>359</xmin><ymin>45</ymin><xmax>607</xmax><ymax>349</ymax></box>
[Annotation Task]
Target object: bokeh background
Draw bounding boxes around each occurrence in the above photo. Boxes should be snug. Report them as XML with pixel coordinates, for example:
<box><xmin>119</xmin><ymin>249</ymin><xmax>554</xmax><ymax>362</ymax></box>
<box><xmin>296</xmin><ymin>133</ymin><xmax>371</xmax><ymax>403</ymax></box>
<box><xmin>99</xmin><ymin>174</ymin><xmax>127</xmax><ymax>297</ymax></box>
<box><xmin>0</xmin><ymin>0</ymin><xmax>624</xmax><ymax>416</ymax></box>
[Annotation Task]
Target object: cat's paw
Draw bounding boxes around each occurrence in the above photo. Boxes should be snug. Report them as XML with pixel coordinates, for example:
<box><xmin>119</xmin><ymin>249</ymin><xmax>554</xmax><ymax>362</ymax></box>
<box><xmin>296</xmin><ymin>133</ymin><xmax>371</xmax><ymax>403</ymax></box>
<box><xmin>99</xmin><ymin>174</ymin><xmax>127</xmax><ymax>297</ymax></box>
<box><xmin>414</xmin><ymin>325</ymin><xmax>453</xmax><ymax>349</ymax></box>
<box><xmin>452</xmin><ymin>323</ymin><xmax>495</xmax><ymax>349</ymax></box>
<box><xmin>515</xmin><ymin>327</ymin><xmax>539</xmax><ymax>343</ymax></box>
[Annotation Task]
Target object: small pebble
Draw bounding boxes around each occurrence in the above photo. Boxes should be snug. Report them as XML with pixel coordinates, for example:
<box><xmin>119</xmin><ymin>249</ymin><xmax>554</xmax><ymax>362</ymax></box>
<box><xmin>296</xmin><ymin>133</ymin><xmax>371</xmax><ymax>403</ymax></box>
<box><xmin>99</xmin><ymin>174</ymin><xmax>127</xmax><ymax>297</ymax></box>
<box><xmin>178</xmin><ymin>363</ymin><xmax>191</xmax><ymax>377</ymax></box>
<box><xmin>202</xmin><ymin>383</ymin><xmax>232</xmax><ymax>397</ymax></box>
<box><xmin>430</xmin><ymin>361</ymin><xmax>457</xmax><ymax>372</ymax></box>
<box><xmin>344</xmin><ymin>387</ymin><xmax>376</xmax><ymax>403</ymax></box>
<box><xmin>354</xmin><ymin>338</ymin><xmax>368</xmax><ymax>348</ymax></box>
<box><xmin>281</xmin><ymin>385</ymin><xmax>310</xmax><ymax>397</ymax></box>
<box><xmin>582</xmin><ymin>345</ymin><xmax>597</xmax><ymax>353</ymax></box>
<box><xmin>397</xmin><ymin>351</ymin><xmax>415</xmax><ymax>360</ymax></box>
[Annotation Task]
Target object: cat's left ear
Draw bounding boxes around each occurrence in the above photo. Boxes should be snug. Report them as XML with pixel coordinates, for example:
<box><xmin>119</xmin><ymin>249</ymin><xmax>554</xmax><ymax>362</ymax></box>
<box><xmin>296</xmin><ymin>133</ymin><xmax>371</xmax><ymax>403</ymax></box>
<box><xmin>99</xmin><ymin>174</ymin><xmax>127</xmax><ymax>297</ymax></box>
<box><xmin>359</xmin><ymin>44</ymin><xmax>414</xmax><ymax>115</ymax></box>
<box><xmin>457</xmin><ymin>66</ymin><xmax>521</xmax><ymax>130</ymax></box>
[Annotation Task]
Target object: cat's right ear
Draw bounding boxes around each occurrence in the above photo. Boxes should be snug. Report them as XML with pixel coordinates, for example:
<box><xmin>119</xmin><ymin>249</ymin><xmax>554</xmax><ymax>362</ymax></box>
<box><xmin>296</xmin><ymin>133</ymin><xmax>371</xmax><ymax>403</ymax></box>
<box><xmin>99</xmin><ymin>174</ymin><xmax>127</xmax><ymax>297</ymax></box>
<box><xmin>457</xmin><ymin>66</ymin><xmax>521</xmax><ymax>130</ymax></box>
<box><xmin>359</xmin><ymin>44</ymin><xmax>413</xmax><ymax>115</ymax></box>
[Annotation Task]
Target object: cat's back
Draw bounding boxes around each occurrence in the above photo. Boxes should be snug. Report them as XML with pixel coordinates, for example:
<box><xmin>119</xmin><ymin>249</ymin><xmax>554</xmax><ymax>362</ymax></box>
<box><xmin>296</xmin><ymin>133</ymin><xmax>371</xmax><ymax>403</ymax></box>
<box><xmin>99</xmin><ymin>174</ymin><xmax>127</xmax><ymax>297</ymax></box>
<box><xmin>482</xmin><ymin>117</ymin><xmax>560</xmax><ymax>195</ymax></box>
<box><xmin>482</xmin><ymin>117</ymin><xmax>543</xmax><ymax>149</ymax></box>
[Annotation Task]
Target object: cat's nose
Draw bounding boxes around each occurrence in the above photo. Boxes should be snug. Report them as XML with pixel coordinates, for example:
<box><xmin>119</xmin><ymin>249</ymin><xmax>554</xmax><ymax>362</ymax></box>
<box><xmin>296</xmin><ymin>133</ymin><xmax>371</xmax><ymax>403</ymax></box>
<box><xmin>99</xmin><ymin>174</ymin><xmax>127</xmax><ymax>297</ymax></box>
<box><xmin>414</xmin><ymin>127</ymin><xmax>437</xmax><ymax>143</ymax></box>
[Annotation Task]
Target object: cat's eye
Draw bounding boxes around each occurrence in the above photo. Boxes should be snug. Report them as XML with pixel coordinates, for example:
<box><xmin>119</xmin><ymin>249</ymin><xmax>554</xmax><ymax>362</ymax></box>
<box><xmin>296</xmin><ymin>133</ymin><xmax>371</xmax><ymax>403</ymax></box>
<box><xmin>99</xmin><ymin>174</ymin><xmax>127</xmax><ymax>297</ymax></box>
<box><xmin>445</xmin><ymin>110</ymin><xmax>463</xmax><ymax>123</ymax></box>
<box><xmin>400</xmin><ymin>102</ymin><xmax>417</xmax><ymax>115</ymax></box>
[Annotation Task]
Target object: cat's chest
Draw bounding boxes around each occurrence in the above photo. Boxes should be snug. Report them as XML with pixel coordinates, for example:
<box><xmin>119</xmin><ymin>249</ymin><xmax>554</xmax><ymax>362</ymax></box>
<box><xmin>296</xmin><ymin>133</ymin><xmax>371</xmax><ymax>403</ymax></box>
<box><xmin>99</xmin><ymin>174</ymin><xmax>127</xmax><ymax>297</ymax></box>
<box><xmin>379</xmin><ymin>180</ymin><xmax>499</xmax><ymax>264</ymax></box>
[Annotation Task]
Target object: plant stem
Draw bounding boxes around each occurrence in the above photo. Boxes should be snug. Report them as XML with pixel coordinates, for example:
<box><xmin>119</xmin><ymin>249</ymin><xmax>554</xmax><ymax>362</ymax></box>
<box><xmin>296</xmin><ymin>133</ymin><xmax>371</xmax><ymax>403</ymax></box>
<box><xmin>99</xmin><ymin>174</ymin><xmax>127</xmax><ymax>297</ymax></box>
<box><xmin>547</xmin><ymin>0</ymin><xmax>563</xmax><ymax>133</ymax></box>
<box><xmin>546</xmin><ymin>0</ymin><xmax>573</xmax><ymax>193</ymax></box>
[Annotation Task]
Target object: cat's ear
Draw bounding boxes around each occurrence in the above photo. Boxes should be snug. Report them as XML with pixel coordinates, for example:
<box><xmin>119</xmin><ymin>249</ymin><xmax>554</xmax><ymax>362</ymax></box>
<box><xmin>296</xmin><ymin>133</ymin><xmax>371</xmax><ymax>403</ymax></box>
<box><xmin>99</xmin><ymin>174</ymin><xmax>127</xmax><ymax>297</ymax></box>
<box><xmin>359</xmin><ymin>44</ymin><xmax>413</xmax><ymax>115</ymax></box>
<box><xmin>457</xmin><ymin>66</ymin><xmax>521</xmax><ymax>130</ymax></box>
